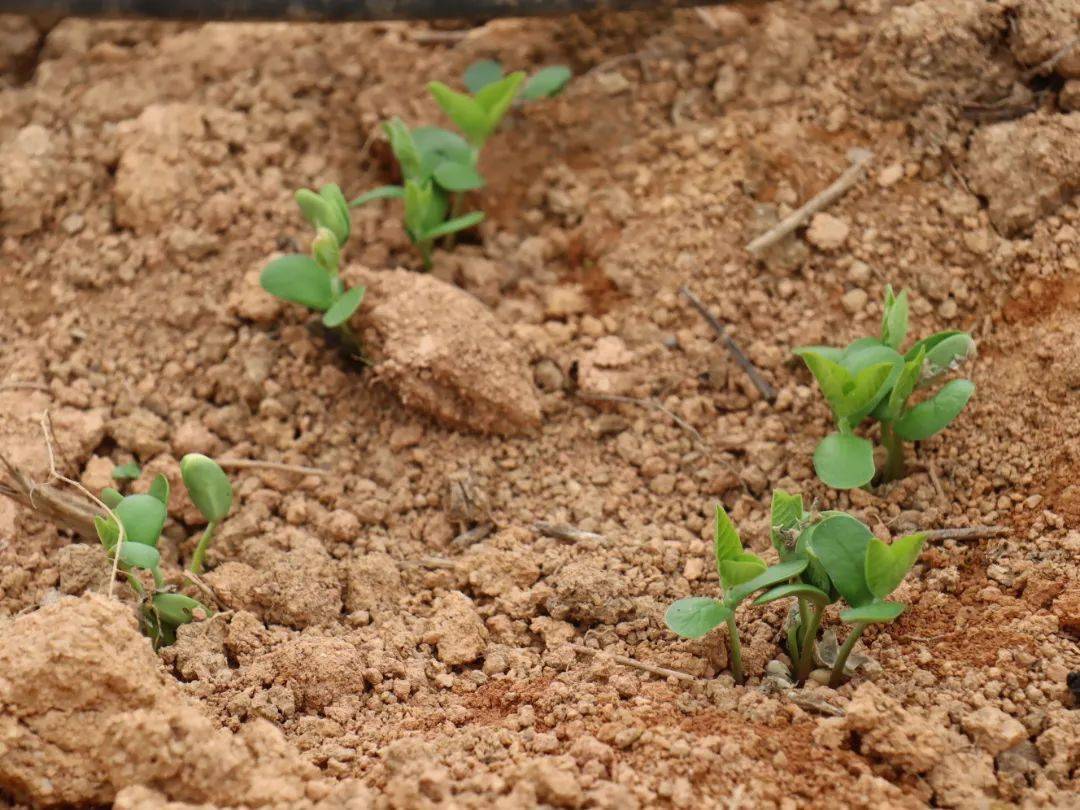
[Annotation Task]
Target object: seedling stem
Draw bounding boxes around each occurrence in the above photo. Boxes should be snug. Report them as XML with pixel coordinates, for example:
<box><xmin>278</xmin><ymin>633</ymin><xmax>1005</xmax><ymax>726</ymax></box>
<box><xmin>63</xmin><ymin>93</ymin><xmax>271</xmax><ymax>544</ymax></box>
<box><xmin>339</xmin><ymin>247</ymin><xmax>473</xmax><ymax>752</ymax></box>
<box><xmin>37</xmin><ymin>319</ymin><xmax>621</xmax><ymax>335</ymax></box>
<box><xmin>189</xmin><ymin>519</ymin><xmax>218</xmax><ymax>575</ymax></box>
<box><xmin>727</xmin><ymin>616</ymin><xmax>745</xmax><ymax>685</ymax></box>
<box><xmin>829</xmin><ymin>622</ymin><xmax>868</xmax><ymax>688</ymax></box>
<box><xmin>881</xmin><ymin>422</ymin><xmax>905</xmax><ymax>482</ymax></box>
<box><xmin>794</xmin><ymin>605</ymin><xmax>824</xmax><ymax>684</ymax></box>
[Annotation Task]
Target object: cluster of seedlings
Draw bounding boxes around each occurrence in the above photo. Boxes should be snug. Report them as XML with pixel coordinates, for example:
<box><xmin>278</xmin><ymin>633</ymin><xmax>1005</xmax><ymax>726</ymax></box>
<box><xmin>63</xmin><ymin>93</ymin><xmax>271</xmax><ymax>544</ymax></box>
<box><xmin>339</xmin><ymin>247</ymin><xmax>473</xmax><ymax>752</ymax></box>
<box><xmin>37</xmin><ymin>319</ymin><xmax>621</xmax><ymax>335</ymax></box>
<box><xmin>667</xmin><ymin>492</ymin><xmax>924</xmax><ymax>688</ymax></box>
<box><xmin>96</xmin><ymin>455</ymin><xmax>232</xmax><ymax>647</ymax></box>
<box><xmin>261</xmin><ymin>59</ymin><xmax>571</xmax><ymax>337</ymax></box>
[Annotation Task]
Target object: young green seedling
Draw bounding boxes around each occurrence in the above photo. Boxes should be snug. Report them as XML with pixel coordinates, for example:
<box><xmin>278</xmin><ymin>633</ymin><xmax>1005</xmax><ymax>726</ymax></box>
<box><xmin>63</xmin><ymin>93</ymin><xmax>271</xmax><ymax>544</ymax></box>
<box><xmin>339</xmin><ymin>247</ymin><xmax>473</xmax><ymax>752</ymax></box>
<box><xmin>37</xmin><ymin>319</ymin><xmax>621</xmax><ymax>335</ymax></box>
<box><xmin>669</xmin><ymin>491</ymin><xmax>925</xmax><ymax>688</ymax></box>
<box><xmin>350</xmin><ymin>119</ymin><xmax>485</xmax><ymax>269</ymax></box>
<box><xmin>94</xmin><ymin>455</ymin><xmax>233</xmax><ymax>647</ymax></box>
<box><xmin>665</xmin><ymin>503</ymin><xmax>805</xmax><ymax>684</ymax></box>
<box><xmin>795</xmin><ymin>286</ymin><xmax>975</xmax><ymax>489</ymax></box>
<box><xmin>260</xmin><ymin>184</ymin><xmax>366</xmax><ymax>353</ymax></box>
<box><xmin>463</xmin><ymin>59</ymin><xmax>573</xmax><ymax>102</ymax></box>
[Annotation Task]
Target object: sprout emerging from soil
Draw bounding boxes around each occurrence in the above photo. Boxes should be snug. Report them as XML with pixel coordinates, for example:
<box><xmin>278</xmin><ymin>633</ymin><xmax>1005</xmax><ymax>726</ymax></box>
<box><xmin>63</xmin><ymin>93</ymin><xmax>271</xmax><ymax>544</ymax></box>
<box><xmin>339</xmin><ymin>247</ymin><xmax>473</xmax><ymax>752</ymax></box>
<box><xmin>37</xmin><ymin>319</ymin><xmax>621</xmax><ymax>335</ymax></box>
<box><xmin>260</xmin><ymin>184</ymin><xmax>366</xmax><ymax>353</ymax></box>
<box><xmin>94</xmin><ymin>454</ymin><xmax>233</xmax><ymax>647</ymax></box>
<box><xmin>350</xmin><ymin>119</ymin><xmax>486</xmax><ymax>270</ymax></box>
<box><xmin>666</xmin><ymin>491</ymin><xmax>925</xmax><ymax>688</ymax></box>
<box><xmin>795</xmin><ymin>286</ymin><xmax>975</xmax><ymax>489</ymax></box>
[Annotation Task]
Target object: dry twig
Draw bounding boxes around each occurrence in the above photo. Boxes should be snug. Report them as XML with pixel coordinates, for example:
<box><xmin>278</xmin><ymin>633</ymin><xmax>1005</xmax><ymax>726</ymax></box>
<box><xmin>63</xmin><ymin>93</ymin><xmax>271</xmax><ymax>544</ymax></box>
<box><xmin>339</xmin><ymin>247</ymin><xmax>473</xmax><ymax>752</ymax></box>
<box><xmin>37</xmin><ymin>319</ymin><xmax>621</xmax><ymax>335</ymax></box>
<box><xmin>0</xmin><ymin>381</ymin><xmax>51</xmax><ymax>393</ymax></box>
<box><xmin>745</xmin><ymin>148</ymin><xmax>873</xmax><ymax>255</ymax></box>
<box><xmin>216</xmin><ymin>458</ymin><xmax>330</xmax><ymax>476</ymax></box>
<box><xmin>1021</xmin><ymin>37</ymin><xmax>1078</xmax><ymax>81</ymax></box>
<box><xmin>923</xmin><ymin>526</ymin><xmax>1009</xmax><ymax>542</ymax></box>
<box><xmin>533</xmin><ymin>522</ymin><xmax>606</xmax><ymax>543</ymax></box>
<box><xmin>570</xmin><ymin>643</ymin><xmax>700</xmax><ymax>683</ymax></box>
<box><xmin>785</xmin><ymin>690</ymin><xmax>846</xmax><ymax>718</ymax></box>
<box><xmin>578</xmin><ymin>391</ymin><xmax>706</xmax><ymax>447</ymax></box>
<box><xmin>451</xmin><ymin>521</ymin><xmax>495</xmax><ymax>549</ymax></box>
<box><xmin>680</xmin><ymin>285</ymin><xmax>776</xmax><ymax>403</ymax></box>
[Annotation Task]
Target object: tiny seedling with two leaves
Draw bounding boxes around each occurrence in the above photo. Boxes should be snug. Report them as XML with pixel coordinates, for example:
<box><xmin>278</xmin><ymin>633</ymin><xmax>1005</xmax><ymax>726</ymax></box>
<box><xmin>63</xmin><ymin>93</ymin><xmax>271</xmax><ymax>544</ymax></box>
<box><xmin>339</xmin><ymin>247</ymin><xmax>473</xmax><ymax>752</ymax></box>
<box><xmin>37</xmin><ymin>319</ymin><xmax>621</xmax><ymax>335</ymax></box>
<box><xmin>260</xmin><ymin>184</ymin><xmax>366</xmax><ymax>354</ymax></box>
<box><xmin>666</xmin><ymin>491</ymin><xmax>925</xmax><ymax>687</ymax></box>
<box><xmin>96</xmin><ymin>454</ymin><xmax>233</xmax><ymax>647</ymax></box>
<box><xmin>795</xmin><ymin>286</ymin><xmax>975</xmax><ymax>489</ymax></box>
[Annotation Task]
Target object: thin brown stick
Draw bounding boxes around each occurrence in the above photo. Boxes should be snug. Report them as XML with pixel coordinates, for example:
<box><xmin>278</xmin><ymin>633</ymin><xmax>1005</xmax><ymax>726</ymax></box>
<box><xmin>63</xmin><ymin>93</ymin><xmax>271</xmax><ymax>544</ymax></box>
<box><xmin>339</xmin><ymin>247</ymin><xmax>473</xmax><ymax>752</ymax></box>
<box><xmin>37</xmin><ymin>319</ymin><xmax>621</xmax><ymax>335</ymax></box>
<box><xmin>451</xmin><ymin>521</ymin><xmax>494</xmax><ymax>549</ymax></box>
<box><xmin>679</xmin><ymin>285</ymin><xmax>776</xmax><ymax>403</ymax></box>
<box><xmin>1021</xmin><ymin>37</ymin><xmax>1078</xmax><ymax>81</ymax></box>
<box><xmin>216</xmin><ymin>458</ymin><xmax>330</xmax><ymax>476</ymax></box>
<box><xmin>922</xmin><ymin>526</ymin><xmax>1009</xmax><ymax>542</ymax></box>
<box><xmin>746</xmin><ymin>148</ymin><xmax>873</xmax><ymax>255</ymax></box>
<box><xmin>927</xmin><ymin>461</ymin><xmax>947</xmax><ymax>507</ymax></box>
<box><xmin>0</xmin><ymin>381</ymin><xmax>51</xmax><ymax>393</ymax></box>
<box><xmin>785</xmin><ymin>690</ymin><xmax>845</xmax><ymax>718</ymax></box>
<box><xmin>39</xmin><ymin>412</ymin><xmax>126</xmax><ymax>597</ymax></box>
<box><xmin>570</xmin><ymin>643</ymin><xmax>700</xmax><ymax>683</ymax></box>
<box><xmin>578</xmin><ymin>391</ymin><xmax>706</xmax><ymax>447</ymax></box>
<box><xmin>533</xmin><ymin>521</ymin><xmax>606</xmax><ymax>543</ymax></box>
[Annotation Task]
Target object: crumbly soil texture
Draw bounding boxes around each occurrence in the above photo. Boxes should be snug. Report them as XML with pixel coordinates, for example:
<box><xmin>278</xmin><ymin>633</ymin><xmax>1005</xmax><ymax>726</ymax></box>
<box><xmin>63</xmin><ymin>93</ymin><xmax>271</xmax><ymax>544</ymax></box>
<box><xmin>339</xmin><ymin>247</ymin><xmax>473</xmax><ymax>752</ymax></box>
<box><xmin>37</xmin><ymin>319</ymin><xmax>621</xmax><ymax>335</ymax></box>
<box><xmin>1</xmin><ymin>2</ymin><xmax>1079</xmax><ymax>808</ymax></box>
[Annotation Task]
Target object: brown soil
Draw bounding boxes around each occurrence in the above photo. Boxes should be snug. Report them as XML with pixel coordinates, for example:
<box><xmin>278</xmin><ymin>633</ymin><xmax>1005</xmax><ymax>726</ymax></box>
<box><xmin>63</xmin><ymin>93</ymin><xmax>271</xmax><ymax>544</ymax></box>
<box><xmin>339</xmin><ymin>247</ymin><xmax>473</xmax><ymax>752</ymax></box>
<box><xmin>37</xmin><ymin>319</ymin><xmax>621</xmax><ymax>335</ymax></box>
<box><xmin>1</xmin><ymin>2</ymin><xmax>1079</xmax><ymax>808</ymax></box>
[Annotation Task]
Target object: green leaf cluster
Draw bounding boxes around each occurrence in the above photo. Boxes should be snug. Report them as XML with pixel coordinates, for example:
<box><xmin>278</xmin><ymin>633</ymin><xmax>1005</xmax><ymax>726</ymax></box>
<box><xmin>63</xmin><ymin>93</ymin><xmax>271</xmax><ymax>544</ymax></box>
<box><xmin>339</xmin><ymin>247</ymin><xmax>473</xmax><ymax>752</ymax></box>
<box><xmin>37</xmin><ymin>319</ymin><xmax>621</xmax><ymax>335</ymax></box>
<box><xmin>260</xmin><ymin>184</ymin><xmax>366</xmax><ymax>345</ymax></box>
<box><xmin>795</xmin><ymin>286</ymin><xmax>975</xmax><ymax>489</ymax></box>
<box><xmin>94</xmin><ymin>455</ymin><xmax>233</xmax><ymax>647</ymax></box>
<box><xmin>463</xmin><ymin>59</ymin><xmax>573</xmax><ymax>104</ymax></box>
<box><xmin>350</xmin><ymin>119</ymin><xmax>485</xmax><ymax>269</ymax></box>
<box><xmin>664</xmin><ymin>491</ymin><xmax>925</xmax><ymax>687</ymax></box>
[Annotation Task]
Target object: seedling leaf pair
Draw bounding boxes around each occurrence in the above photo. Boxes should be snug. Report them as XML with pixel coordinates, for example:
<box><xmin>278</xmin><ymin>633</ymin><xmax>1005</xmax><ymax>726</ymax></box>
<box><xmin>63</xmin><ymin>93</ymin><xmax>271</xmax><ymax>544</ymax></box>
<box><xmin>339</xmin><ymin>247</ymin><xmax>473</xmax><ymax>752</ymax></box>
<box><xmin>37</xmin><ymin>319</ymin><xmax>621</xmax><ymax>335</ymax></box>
<box><xmin>464</xmin><ymin>59</ymin><xmax>573</xmax><ymax>102</ymax></box>
<box><xmin>260</xmin><ymin>186</ymin><xmax>366</xmax><ymax>346</ymax></box>
<box><xmin>429</xmin><ymin>73</ymin><xmax>526</xmax><ymax>149</ymax></box>
<box><xmin>796</xmin><ymin>285</ymin><xmax>975</xmax><ymax>488</ymax></box>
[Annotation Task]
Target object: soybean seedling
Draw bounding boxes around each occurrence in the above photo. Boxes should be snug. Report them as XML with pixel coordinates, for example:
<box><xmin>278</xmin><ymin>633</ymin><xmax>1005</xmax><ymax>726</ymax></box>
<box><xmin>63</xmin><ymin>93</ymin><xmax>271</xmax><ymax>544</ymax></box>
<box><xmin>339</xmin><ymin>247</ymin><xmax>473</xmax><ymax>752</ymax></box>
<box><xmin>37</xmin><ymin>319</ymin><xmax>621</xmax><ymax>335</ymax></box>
<box><xmin>463</xmin><ymin>59</ymin><xmax>573</xmax><ymax>102</ymax></box>
<box><xmin>260</xmin><ymin>184</ymin><xmax>365</xmax><ymax>354</ymax></box>
<box><xmin>667</xmin><ymin>491</ymin><xmax>925</xmax><ymax>688</ymax></box>
<box><xmin>795</xmin><ymin>286</ymin><xmax>975</xmax><ymax>489</ymax></box>
<box><xmin>351</xmin><ymin>119</ymin><xmax>485</xmax><ymax>269</ymax></box>
<box><xmin>95</xmin><ymin>454</ymin><xmax>233</xmax><ymax>647</ymax></box>
<box><xmin>665</xmin><ymin>503</ymin><xmax>807</xmax><ymax>684</ymax></box>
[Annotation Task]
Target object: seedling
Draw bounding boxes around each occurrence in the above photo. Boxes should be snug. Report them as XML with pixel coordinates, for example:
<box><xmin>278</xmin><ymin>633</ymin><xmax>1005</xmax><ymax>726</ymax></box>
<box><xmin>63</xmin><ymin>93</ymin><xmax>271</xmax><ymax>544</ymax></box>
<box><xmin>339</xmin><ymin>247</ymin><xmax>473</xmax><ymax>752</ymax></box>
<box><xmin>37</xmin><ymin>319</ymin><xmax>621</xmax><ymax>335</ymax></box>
<box><xmin>463</xmin><ymin>59</ymin><xmax>573</xmax><ymax>102</ymax></box>
<box><xmin>94</xmin><ymin>454</ymin><xmax>233</xmax><ymax>647</ymax></box>
<box><xmin>111</xmin><ymin>461</ymin><xmax>141</xmax><ymax>481</ymax></box>
<box><xmin>350</xmin><ymin>119</ymin><xmax>485</xmax><ymax>269</ymax></box>
<box><xmin>260</xmin><ymin>184</ymin><xmax>365</xmax><ymax>353</ymax></box>
<box><xmin>795</xmin><ymin>286</ymin><xmax>975</xmax><ymax>489</ymax></box>
<box><xmin>666</xmin><ymin>491</ymin><xmax>925</xmax><ymax>687</ymax></box>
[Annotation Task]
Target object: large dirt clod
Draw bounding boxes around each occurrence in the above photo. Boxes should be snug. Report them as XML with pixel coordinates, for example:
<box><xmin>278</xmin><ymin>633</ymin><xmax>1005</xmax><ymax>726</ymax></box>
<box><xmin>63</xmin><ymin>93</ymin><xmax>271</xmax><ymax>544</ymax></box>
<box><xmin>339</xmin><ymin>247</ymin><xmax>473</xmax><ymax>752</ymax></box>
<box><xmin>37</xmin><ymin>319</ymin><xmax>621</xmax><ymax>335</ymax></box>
<box><xmin>0</xmin><ymin>593</ymin><xmax>322</xmax><ymax>807</ymax></box>
<box><xmin>348</xmin><ymin>267</ymin><xmax>542</xmax><ymax>436</ymax></box>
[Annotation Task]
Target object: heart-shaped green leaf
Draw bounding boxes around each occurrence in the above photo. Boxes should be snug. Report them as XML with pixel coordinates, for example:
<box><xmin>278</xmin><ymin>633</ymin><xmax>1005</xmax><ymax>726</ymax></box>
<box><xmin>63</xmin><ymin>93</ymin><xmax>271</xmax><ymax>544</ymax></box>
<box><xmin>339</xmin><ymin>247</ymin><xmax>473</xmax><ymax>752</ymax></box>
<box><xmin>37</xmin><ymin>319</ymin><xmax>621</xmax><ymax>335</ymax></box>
<box><xmin>713</xmin><ymin>503</ymin><xmax>742</xmax><ymax>565</ymax></box>
<box><xmin>118</xmin><ymin>541</ymin><xmax>160</xmax><ymax>571</ymax></box>
<box><xmin>664</xmin><ymin>598</ymin><xmax>732</xmax><ymax>639</ymax></box>
<box><xmin>349</xmin><ymin>185</ymin><xmax>406</xmax><ymax>207</ymax></box>
<box><xmin>923</xmin><ymin>333</ymin><xmax>974</xmax><ymax>378</ymax></box>
<box><xmin>794</xmin><ymin>522</ymin><xmax>836</xmax><ymax>598</ymax></box>
<box><xmin>880</xmin><ymin>286</ymin><xmax>909</xmax><ymax>350</ymax></box>
<box><xmin>152</xmin><ymin>593</ymin><xmax>209</xmax><ymax>626</ymax></box>
<box><xmin>521</xmin><ymin>65</ymin><xmax>573</xmax><ymax>100</ymax></box>
<box><xmin>752</xmin><ymin>582</ymin><xmax>831</xmax><ymax>607</ymax></box>
<box><xmin>428</xmin><ymin>81</ymin><xmax>490</xmax><ymax>146</ymax></box>
<box><xmin>260</xmin><ymin>255</ymin><xmax>333</xmax><ymax>311</ymax></box>
<box><xmin>813</xmin><ymin>432</ymin><xmax>875</xmax><ymax>490</ymax></box>
<box><xmin>433</xmin><ymin>160</ymin><xmax>485</xmax><ymax>192</ymax></box>
<box><xmin>474</xmin><ymin>72</ymin><xmax>525</xmax><ymax>129</ymax></box>
<box><xmin>839</xmin><ymin>601</ymin><xmax>905</xmax><ymax>624</ymax></box>
<box><xmin>413</xmin><ymin>126</ymin><xmax>473</xmax><ymax>172</ymax></box>
<box><xmin>148</xmin><ymin>474</ymin><xmax>169</xmax><ymax>507</ymax></box>
<box><xmin>893</xmin><ymin>379</ymin><xmax>974</xmax><ymax>441</ymax></box>
<box><xmin>725</xmin><ymin>559</ymin><xmax>810</xmax><ymax>606</ymax></box>
<box><xmin>840</xmin><ymin>361</ymin><xmax>895</xmax><ymax>423</ymax></box>
<box><xmin>464</xmin><ymin>59</ymin><xmax>503</xmax><ymax>93</ymax></box>
<box><xmin>323</xmin><ymin>285</ymin><xmax>365</xmax><ymax>329</ymax></box>
<box><xmin>865</xmin><ymin>533</ymin><xmax>925</xmax><ymax>599</ymax></box>
<box><xmin>421</xmin><ymin>210</ymin><xmax>485</xmax><ymax>241</ymax></box>
<box><xmin>719</xmin><ymin>556</ymin><xmax>767</xmax><ymax>592</ymax></box>
<box><xmin>112</xmin><ymin>461</ymin><xmax>141</xmax><ymax>481</ymax></box>
<box><xmin>807</xmin><ymin>514</ymin><xmax>874</xmax><ymax>607</ymax></box>
<box><xmin>114</xmin><ymin>494</ymin><xmax>167</xmax><ymax>546</ymax></box>
<box><xmin>180</xmin><ymin>454</ymin><xmax>232</xmax><ymax>522</ymax></box>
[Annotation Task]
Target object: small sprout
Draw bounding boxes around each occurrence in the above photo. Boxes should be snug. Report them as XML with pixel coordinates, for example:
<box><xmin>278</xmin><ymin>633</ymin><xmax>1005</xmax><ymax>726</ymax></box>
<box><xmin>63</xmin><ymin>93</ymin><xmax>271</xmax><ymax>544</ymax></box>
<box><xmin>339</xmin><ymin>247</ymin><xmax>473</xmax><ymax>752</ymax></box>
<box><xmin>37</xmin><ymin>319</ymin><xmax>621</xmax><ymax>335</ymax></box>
<box><xmin>667</xmin><ymin>491</ymin><xmax>925</xmax><ymax>688</ymax></box>
<box><xmin>351</xmin><ymin>119</ymin><xmax>485</xmax><ymax>269</ymax></box>
<box><xmin>112</xmin><ymin>461</ymin><xmax>141</xmax><ymax>481</ymax></box>
<box><xmin>795</xmin><ymin>286</ymin><xmax>975</xmax><ymax>489</ymax></box>
<box><xmin>180</xmin><ymin>453</ymin><xmax>233</xmax><ymax>575</ymax></box>
<box><xmin>463</xmin><ymin>59</ymin><xmax>573</xmax><ymax>102</ymax></box>
<box><xmin>94</xmin><ymin>458</ymin><xmax>233</xmax><ymax>648</ymax></box>
<box><xmin>260</xmin><ymin>185</ymin><xmax>365</xmax><ymax>354</ymax></box>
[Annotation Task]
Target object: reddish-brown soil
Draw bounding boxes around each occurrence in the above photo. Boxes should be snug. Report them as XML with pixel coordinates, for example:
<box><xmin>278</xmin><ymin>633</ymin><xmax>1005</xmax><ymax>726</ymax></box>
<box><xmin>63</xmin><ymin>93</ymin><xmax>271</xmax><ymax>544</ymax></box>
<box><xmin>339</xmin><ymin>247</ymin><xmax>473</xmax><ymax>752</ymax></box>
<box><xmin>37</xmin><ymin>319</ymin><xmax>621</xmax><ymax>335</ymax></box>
<box><xmin>1</xmin><ymin>2</ymin><xmax>1078</xmax><ymax>808</ymax></box>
